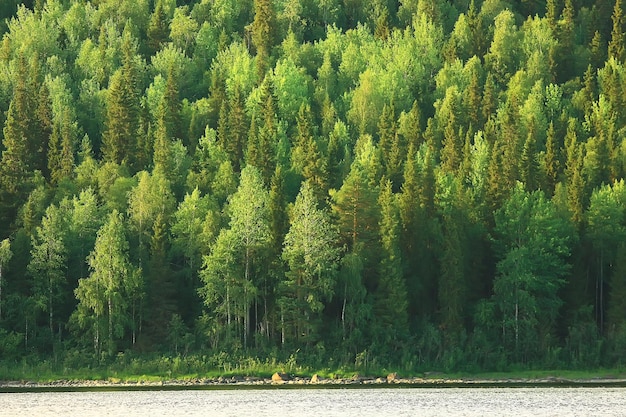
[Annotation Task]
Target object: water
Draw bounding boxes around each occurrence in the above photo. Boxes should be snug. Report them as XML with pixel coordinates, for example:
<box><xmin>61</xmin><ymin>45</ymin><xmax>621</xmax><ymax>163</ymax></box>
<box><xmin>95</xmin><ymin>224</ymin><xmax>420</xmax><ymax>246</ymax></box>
<box><xmin>2</xmin><ymin>387</ymin><xmax>626</xmax><ymax>416</ymax></box>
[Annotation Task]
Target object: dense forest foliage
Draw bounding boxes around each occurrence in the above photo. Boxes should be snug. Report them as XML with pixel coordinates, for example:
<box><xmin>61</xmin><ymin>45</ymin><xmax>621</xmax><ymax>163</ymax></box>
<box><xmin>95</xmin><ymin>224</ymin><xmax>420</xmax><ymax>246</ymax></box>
<box><xmin>1</xmin><ymin>0</ymin><xmax>626</xmax><ymax>373</ymax></box>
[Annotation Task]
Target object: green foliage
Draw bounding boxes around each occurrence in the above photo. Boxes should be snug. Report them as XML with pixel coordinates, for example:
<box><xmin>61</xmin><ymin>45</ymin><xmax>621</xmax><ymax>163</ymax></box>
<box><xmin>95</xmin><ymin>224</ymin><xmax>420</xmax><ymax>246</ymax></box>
<box><xmin>2</xmin><ymin>0</ymin><xmax>626</xmax><ymax>375</ymax></box>
<box><xmin>488</xmin><ymin>183</ymin><xmax>574</xmax><ymax>363</ymax></box>
<box><xmin>280</xmin><ymin>181</ymin><xmax>340</xmax><ymax>345</ymax></box>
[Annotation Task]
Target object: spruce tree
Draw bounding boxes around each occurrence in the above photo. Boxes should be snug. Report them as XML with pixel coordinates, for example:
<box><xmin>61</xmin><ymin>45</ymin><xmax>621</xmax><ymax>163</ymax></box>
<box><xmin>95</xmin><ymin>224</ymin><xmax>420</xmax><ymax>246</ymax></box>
<box><xmin>543</xmin><ymin>122</ymin><xmax>560</xmax><ymax>195</ymax></box>
<box><xmin>609</xmin><ymin>0</ymin><xmax>626</xmax><ymax>62</ymax></box>
<box><xmin>374</xmin><ymin>179</ymin><xmax>408</xmax><ymax>344</ymax></box>
<box><xmin>252</xmin><ymin>0</ymin><xmax>277</xmax><ymax>81</ymax></box>
<box><xmin>102</xmin><ymin>27</ymin><xmax>141</xmax><ymax>169</ymax></box>
<box><xmin>291</xmin><ymin>103</ymin><xmax>328</xmax><ymax>201</ymax></box>
<box><xmin>147</xmin><ymin>0</ymin><xmax>170</xmax><ymax>54</ymax></box>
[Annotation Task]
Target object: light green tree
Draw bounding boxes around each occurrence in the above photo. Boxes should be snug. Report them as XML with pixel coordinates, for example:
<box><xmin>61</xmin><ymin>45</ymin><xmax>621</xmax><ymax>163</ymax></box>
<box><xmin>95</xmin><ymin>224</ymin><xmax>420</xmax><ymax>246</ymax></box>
<box><xmin>28</xmin><ymin>204</ymin><xmax>68</xmax><ymax>347</ymax></box>
<box><xmin>74</xmin><ymin>210</ymin><xmax>139</xmax><ymax>356</ymax></box>
<box><xmin>200</xmin><ymin>166</ymin><xmax>271</xmax><ymax>347</ymax></box>
<box><xmin>586</xmin><ymin>180</ymin><xmax>626</xmax><ymax>332</ymax></box>
<box><xmin>280</xmin><ymin>181</ymin><xmax>340</xmax><ymax>345</ymax></box>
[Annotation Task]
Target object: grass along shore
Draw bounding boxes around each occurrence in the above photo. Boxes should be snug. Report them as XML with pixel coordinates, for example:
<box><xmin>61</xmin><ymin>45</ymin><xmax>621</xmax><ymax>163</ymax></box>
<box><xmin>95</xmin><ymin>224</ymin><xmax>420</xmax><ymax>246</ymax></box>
<box><xmin>2</xmin><ymin>366</ymin><xmax>626</xmax><ymax>391</ymax></box>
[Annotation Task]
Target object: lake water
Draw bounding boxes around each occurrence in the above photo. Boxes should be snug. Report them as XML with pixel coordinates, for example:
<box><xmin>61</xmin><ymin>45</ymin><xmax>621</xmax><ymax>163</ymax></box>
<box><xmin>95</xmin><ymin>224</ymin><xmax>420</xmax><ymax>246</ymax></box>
<box><xmin>2</xmin><ymin>386</ymin><xmax>626</xmax><ymax>416</ymax></box>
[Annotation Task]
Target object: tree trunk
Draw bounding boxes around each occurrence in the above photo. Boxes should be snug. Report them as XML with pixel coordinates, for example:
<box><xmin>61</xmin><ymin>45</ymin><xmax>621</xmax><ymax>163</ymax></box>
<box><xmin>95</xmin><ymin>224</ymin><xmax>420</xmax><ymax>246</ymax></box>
<box><xmin>108</xmin><ymin>295</ymin><xmax>113</xmax><ymax>355</ymax></box>
<box><xmin>342</xmin><ymin>281</ymin><xmax>347</xmax><ymax>339</ymax></box>
<box><xmin>49</xmin><ymin>281</ymin><xmax>54</xmax><ymax>347</ymax></box>
<box><xmin>0</xmin><ymin>266</ymin><xmax>3</xmax><ymax>320</ymax></box>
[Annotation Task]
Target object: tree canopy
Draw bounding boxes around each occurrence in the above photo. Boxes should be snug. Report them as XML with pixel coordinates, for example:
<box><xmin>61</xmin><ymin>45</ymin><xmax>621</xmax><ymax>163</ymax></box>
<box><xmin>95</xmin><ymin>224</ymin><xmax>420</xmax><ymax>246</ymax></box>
<box><xmin>1</xmin><ymin>0</ymin><xmax>626</xmax><ymax>372</ymax></box>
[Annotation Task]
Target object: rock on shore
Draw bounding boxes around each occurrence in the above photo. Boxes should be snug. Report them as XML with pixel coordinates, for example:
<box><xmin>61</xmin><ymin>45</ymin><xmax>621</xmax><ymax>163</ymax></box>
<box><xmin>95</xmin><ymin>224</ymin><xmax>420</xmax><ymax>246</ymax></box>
<box><xmin>2</xmin><ymin>375</ymin><xmax>626</xmax><ymax>390</ymax></box>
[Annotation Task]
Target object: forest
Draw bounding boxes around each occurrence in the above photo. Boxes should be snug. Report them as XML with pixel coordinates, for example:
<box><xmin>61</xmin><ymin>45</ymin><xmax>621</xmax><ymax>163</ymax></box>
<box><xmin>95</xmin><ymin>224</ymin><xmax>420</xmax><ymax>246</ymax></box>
<box><xmin>1</xmin><ymin>0</ymin><xmax>626</xmax><ymax>375</ymax></box>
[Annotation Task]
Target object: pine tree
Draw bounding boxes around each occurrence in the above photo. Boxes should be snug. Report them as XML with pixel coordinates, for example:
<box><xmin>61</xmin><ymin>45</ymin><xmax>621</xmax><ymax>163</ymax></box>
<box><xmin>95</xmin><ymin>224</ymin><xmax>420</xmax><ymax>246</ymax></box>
<box><xmin>482</xmin><ymin>72</ymin><xmax>497</xmax><ymax>123</ymax></box>
<box><xmin>152</xmin><ymin>69</ymin><xmax>181</xmax><ymax>179</ymax></box>
<box><xmin>438</xmin><ymin>198</ymin><xmax>466</xmax><ymax>348</ymax></box>
<box><xmin>246</xmin><ymin>77</ymin><xmax>277</xmax><ymax>184</ymax></box>
<box><xmin>226</xmin><ymin>86</ymin><xmax>248</xmax><ymax>172</ymax></box>
<box><xmin>609</xmin><ymin>0</ymin><xmax>626</xmax><ymax>62</ymax></box>
<box><xmin>520</xmin><ymin>130</ymin><xmax>539</xmax><ymax>192</ymax></box>
<box><xmin>466</xmin><ymin>62</ymin><xmax>483</xmax><ymax>128</ymax></box>
<box><xmin>545</xmin><ymin>0</ymin><xmax>559</xmax><ymax>31</ymax></box>
<box><xmin>608</xmin><ymin>244</ymin><xmax>626</xmax><ymax>332</ymax></box>
<box><xmin>374</xmin><ymin>179</ymin><xmax>408</xmax><ymax>344</ymax></box>
<box><xmin>146</xmin><ymin>211</ymin><xmax>176</xmax><ymax>345</ymax></box>
<box><xmin>440</xmin><ymin>114</ymin><xmax>463</xmax><ymax>174</ymax></box>
<box><xmin>0</xmin><ymin>54</ymin><xmax>36</xmax><ymax>195</ymax></box>
<box><xmin>543</xmin><ymin>122</ymin><xmax>560</xmax><ymax>195</ymax></box>
<box><xmin>374</xmin><ymin>6</ymin><xmax>390</xmax><ymax>40</ymax></box>
<box><xmin>590</xmin><ymin>31</ymin><xmax>606</xmax><ymax>69</ymax></box>
<box><xmin>147</xmin><ymin>0</ymin><xmax>170</xmax><ymax>54</ymax></box>
<box><xmin>0</xmin><ymin>239</ymin><xmax>12</xmax><ymax>321</ymax></box>
<box><xmin>401</xmin><ymin>101</ymin><xmax>422</xmax><ymax>151</ymax></box>
<box><xmin>102</xmin><ymin>28</ymin><xmax>141</xmax><ymax>168</ymax></box>
<box><xmin>291</xmin><ymin>103</ymin><xmax>328</xmax><ymax>201</ymax></box>
<box><xmin>251</xmin><ymin>0</ymin><xmax>277</xmax><ymax>81</ymax></box>
<box><xmin>35</xmin><ymin>82</ymin><xmax>53</xmax><ymax>176</ymax></box>
<box><xmin>48</xmin><ymin>108</ymin><xmax>76</xmax><ymax>185</ymax></box>
<box><xmin>487</xmin><ymin>138</ymin><xmax>505</xmax><ymax>213</ymax></box>
<box><xmin>565</xmin><ymin>122</ymin><xmax>584</xmax><ymax>225</ymax></box>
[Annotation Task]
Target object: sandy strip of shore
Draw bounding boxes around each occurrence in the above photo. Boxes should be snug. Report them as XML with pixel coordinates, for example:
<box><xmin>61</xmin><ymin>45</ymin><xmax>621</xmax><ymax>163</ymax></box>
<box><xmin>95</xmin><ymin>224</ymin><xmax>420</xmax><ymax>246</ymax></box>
<box><xmin>2</xmin><ymin>374</ymin><xmax>626</xmax><ymax>390</ymax></box>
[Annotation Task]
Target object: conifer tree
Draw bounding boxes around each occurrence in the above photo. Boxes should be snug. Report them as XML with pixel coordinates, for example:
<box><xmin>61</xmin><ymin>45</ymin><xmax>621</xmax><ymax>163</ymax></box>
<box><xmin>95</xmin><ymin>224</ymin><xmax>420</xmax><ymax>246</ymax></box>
<box><xmin>378</xmin><ymin>103</ymin><xmax>404</xmax><ymax>188</ymax></box>
<box><xmin>48</xmin><ymin>108</ymin><xmax>77</xmax><ymax>185</ymax></box>
<box><xmin>246</xmin><ymin>78</ymin><xmax>277</xmax><ymax>184</ymax></box>
<box><xmin>35</xmin><ymin>82</ymin><xmax>53</xmax><ymax>176</ymax></box>
<box><xmin>374</xmin><ymin>179</ymin><xmax>408</xmax><ymax>344</ymax></box>
<box><xmin>0</xmin><ymin>54</ymin><xmax>36</xmax><ymax>195</ymax></box>
<box><xmin>252</xmin><ymin>0</ymin><xmax>276</xmax><ymax>80</ymax></box>
<box><xmin>609</xmin><ymin>0</ymin><xmax>625</xmax><ymax>62</ymax></box>
<box><xmin>608</xmin><ymin>243</ymin><xmax>626</xmax><ymax>332</ymax></box>
<box><xmin>482</xmin><ymin>72</ymin><xmax>497</xmax><ymax>123</ymax></box>
<box><xmin>465</xmin><ymin>61</ymin><xmax>483</xmax><ymax>128</ymax></box>
<box><xmin>291</xmin><ymin>103</ymin><xmax>328</xmax><ymax>201</ymax></box>
<box><xmin>543</xmin><ymin>122</ymin><xmax>560</xmax><ymax>195</ymax></box>
<box><xmin>520</xmin><ymin>129</ymin><xmax>539</xmax><ymax>192</ymax></box>
<box><xmin>147</xmin><ymin>0</ymin><xmax>170</xmax><ymax>54</ymax></box>
<box><xmin>438</xmin><ymin>194</ymin><xmax>466</xmax><ymax>347</ymax></box>
<box><xmin>440</xmin><ymin>115</ymin><xmax>463</xmax><ymax>174</ymax></box>
<box><xmin>565</xmin><ymin>123</ymin><xmax>585</xmax><ymax>225</ymax></box>
<box><xmin>226</xmin><ymin>86</ymin><xmax>248</xmax><ymax>172</ymax></box>
<box><xmin>102</xmin><ymin>27</ymin><xmax>141</xmax><ymax>168</ymax></box>
<box><xmin>0</xmin><ymin>239</ymin><xmax>11</xmax><ymax>320</ymax></box>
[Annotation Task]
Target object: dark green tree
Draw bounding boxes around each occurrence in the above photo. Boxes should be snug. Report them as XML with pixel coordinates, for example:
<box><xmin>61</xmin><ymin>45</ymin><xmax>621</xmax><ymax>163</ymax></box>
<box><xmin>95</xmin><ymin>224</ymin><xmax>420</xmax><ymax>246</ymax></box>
<box><xmin>290</xmin><ymin>103</ymin><xmax>328</xmax><ymax>201</ymax></box>
<box><xmin>373</xmin><ymin>179</ymin><xmax>408</xmax><ymax>346</ymax></box>
<box><xmin>101</xmin><ymin>27</ymin><xmax>141</xmax><ymax>168</ymax></box>
<box><xmin>147</xmin><ymin>0</ymin><xmax>170</xmax><ymax>54</ymax></box>
<box><xmin>490</xmin><ymin>183</ymin><xmax>574</xmax><ymax>362</ymax></box>
<box><xmin>251</xmin><ymin>0</ymin><xmax>276</xmax><ymax>80</ymax></box>
<box><xmin>609</xmin><ymin>0</ymin><xmax>625</xmax><ymax>62</ymax></box>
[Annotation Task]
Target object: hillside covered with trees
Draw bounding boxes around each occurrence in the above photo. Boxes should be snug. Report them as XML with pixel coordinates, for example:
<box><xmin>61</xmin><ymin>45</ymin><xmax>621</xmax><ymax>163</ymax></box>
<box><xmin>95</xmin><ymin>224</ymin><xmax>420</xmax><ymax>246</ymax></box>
<box><xmin>1</xmin><ymin>0</ymin><xmax>626</xmax><ymax>373</ymax></box>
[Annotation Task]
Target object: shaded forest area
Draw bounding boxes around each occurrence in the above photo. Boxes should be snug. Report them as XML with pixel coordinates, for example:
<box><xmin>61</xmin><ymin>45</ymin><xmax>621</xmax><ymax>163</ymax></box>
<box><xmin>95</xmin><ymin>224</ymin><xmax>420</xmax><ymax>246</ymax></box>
<box><xmin>1</xmin><ymin>0</ymin><xmax>626</xmax><ymax>373</ymax></box>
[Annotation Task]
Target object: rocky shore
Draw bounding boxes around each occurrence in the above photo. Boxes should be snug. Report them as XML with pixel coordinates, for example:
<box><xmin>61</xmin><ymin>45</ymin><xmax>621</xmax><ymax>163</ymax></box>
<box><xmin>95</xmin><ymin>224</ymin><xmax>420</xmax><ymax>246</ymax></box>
<box><xmin>2</xmin><ymin>372</ymin><xmax>626</xmax><ymax>391</ymax></box>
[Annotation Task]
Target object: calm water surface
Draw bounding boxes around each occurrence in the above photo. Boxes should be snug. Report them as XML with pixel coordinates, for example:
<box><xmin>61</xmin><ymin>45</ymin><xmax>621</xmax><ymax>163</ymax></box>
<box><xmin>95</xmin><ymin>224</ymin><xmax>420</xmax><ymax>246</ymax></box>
<box><xmin>2</xmin><ymin>387</ymin><xmax>626</xmax><ymax>416</ymax></box>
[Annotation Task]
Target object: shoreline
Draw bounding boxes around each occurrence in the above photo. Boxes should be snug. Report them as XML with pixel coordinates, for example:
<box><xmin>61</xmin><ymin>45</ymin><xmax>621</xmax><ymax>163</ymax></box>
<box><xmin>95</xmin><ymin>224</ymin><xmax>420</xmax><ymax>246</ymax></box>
<box><xmin>3</xmin><ymin>374</ymin><xmax>626</xmax><ymax>392</ymax></box>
